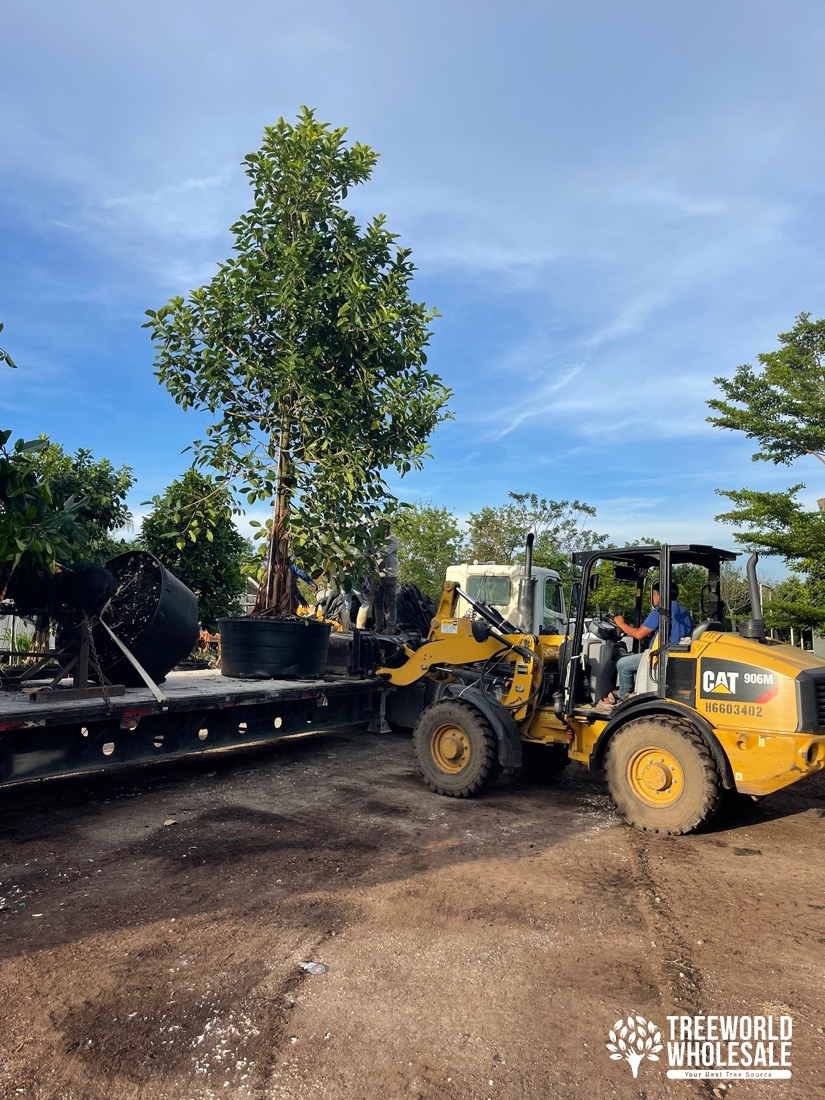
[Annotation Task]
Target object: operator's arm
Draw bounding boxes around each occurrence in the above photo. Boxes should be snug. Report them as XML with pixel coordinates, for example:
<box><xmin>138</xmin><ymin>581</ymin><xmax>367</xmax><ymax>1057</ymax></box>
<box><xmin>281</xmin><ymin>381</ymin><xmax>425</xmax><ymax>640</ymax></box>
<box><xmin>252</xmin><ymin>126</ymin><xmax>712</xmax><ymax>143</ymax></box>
<box><xmin>613</xmin><ymin>615</ymin><xmax>654</xmax><ymax>642</ymax></box>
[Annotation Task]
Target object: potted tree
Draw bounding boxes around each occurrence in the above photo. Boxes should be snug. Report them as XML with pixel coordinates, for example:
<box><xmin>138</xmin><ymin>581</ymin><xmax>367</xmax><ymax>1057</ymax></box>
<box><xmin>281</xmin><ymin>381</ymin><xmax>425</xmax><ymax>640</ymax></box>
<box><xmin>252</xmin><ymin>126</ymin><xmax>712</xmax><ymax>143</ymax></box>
<box><xmin>145</xmin><ymin>109</ymin><xmax>451</xmax><ymax>678</ymax></box>
<box><xmin>0</xmin><ymin>324</ymin><xmax>85</xmax><ymax>605</ymax></box>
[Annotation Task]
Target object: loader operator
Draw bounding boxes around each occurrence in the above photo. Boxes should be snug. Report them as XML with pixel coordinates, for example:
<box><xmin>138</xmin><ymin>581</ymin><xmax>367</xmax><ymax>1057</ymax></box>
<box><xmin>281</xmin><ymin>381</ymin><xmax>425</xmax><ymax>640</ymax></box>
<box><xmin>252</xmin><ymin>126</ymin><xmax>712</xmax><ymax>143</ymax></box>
<box><xmin>598</xmin><ymin>582</ymin><xmax>692</xmax><ymax>709</ymax></box>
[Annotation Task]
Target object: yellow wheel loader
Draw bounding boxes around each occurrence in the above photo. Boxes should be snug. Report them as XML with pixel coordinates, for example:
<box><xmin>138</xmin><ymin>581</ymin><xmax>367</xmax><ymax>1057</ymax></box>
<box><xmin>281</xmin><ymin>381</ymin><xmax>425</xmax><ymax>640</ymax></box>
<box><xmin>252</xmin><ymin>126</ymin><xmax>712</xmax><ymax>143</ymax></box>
<box><xmin>377</xmin><ymin>541</ymin><xmax>825</xmax><ymax>834</ymax></box>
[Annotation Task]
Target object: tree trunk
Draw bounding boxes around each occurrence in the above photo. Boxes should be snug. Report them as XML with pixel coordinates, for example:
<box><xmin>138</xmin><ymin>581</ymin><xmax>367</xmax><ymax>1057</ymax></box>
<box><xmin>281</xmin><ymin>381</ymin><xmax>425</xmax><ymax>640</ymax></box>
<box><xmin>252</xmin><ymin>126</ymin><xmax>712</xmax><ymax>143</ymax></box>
<box><xmin>253</xmin><ymin>420</ymin><xmax>297</xmax><ymax>618</ymax></box>
<box><xmin>625</xmin><ymin>1051</ymin><xmax>645</xmax><ymax>1078</ymax></box>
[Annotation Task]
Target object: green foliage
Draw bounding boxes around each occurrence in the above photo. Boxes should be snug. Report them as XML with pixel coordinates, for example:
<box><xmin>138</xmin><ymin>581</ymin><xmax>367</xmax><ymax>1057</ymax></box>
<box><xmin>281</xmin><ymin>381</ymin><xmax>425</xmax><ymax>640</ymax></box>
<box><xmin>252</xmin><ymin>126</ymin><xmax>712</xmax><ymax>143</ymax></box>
<box><xmin>0</xmin><ymin>432</ymin><xmax>87</xmax><ymax>593</ymax></box>
<box><xmin>710</xmin><ymin>315</ymin><xmax>825</xmax><ymax>636</ymax></box>
<box><xmin>1</xmin><ymin>328</ymin><xmax>85</xmax><ymax>592</ymax></box>
<box><xmin>719</xmin><ymin>562</ymin><xmax>751</xmax><ymax>628</ymax></box>
<box><xmin>590</xmin><ymin>547</ymin><xmax>707</xmax><ymax>624</ymax></box>
<box><xmin>716</xmin><ymin>485</ymin><xmax>825</xmax><ymax>562</ymax></box>
<box><xmin>24</xmin><ymin>441</ymin><xmax>135</xmax><ymax>563</ymax></box>
<box><xmin>465</xmin><ymin>492</ymin><xmax>608</xmax><ymax>583</ymax></box>
<box><xmin>708</xmin><ymin>313</ymin><xmax>825</xmax><ymax>465</ymax></box>
<box><xmin>766</xmin><ymin>574</ymin><xmax>825</xmax><ymax>635</ymax></box>
<box><xmin>713</xmin><ymin>488</ymin><xmax>825</xmax><ymax>634</ymax></box>
<box><xmin>145</xmin><ymin>108</ymin><xmax>450</xmax><ymax>615</ymax></box>
<box><xmin>392</xmin><ymin>499</ymin><xmax>465</xmax><ymax>600</ymax></box>
<box><xmin>714</xmin><ymin>487</ymin><xmax>825</xmax><ymax>634</ymax></box>
<box><xmin>140</xmin><ymin>469</ymin><xmax>251</xmax><ymax>630</ymax></box>
<box><xmin>2</xmin><ymin>626</ymin><xmax>32</xmax><ymax>655</ymax></box>
<box><xmin>672</xmin><ymin>564</ymin><xmax>708</xmax><ymax>622</ymax></box>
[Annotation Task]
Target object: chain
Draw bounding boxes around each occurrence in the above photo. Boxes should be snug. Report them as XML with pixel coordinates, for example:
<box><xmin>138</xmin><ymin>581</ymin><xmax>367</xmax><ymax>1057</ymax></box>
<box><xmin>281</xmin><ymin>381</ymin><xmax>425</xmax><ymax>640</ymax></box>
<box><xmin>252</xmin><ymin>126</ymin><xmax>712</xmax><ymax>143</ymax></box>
<box><xmin>85</xmin><ymin>613</ymin><xmax>112</xmax><ymax>713</ymax></box>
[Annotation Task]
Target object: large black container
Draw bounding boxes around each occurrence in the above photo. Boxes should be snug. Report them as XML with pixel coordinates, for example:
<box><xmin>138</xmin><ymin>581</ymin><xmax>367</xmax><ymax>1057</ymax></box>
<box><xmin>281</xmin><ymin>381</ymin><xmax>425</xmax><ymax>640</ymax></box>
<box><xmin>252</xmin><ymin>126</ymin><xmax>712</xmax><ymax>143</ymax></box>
<box><xmin>95</xmin><ymin>551</ymin><xmax>199</xmax><ymax>686</ymax></box>
<box><xmin>219</xmin><ymin>617</ymin><xmax>332</xmax><ymax>679</ymax></box>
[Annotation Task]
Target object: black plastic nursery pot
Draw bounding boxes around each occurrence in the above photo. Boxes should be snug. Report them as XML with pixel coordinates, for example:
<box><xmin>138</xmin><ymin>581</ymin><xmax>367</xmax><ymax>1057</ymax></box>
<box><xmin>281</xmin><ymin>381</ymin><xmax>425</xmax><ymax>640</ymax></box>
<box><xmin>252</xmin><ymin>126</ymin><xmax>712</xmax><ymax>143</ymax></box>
<box><xmin>95</xmin><ymin>551</ymin><xmax>200</xmax><ymax>686</ymax></box>
<box><xmin>218</xmin><ymin>616</ymin><xmax>332</xmax><ymax>680</ymax></box>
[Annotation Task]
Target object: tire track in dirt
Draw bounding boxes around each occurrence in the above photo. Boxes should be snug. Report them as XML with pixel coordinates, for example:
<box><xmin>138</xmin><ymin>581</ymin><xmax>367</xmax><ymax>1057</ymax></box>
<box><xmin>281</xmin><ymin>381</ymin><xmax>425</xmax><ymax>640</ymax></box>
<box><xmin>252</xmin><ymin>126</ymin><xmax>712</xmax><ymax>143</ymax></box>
<box><xmin>624</xmin><ymin>829</ymin><xmax>721</xmax><ymax>1099</ymax></box>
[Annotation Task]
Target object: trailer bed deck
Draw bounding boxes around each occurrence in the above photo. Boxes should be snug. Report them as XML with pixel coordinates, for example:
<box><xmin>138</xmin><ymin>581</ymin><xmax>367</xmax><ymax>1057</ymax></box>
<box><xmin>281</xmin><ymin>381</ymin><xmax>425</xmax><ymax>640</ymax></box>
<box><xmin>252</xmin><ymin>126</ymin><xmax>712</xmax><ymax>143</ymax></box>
<box><xmin>0</xmin><ymin>669</ymin><xmax>385</xmax><ymax>788</ymax></box>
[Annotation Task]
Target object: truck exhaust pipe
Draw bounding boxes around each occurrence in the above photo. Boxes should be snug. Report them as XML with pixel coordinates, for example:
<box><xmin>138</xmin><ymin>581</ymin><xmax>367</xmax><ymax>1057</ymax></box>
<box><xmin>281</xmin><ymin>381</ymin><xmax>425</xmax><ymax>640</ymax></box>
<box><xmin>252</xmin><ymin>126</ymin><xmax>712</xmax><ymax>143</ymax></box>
<box><xmin>739</xmin><ymin>552</ymin><xmax>766</xmax><ymax>642</ymax></box>
<box><xmin>517</xmin><ymin>532</ymin><xmax>537</xmax><ymax>633</ymax></box>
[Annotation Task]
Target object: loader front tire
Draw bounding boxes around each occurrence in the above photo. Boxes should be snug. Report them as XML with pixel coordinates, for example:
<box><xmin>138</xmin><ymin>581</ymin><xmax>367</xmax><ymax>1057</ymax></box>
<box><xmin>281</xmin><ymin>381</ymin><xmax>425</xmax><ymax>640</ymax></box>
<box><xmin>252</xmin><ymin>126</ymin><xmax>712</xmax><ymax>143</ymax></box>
<box><xmin>413</xmin><ymin>700</ymin><xmax>500</xmax><ymax>797</ymax></box>
<box><xmin>605</xmin><ymin>716</ymin><xmax>723</xmax><ymax>835</ymax></box>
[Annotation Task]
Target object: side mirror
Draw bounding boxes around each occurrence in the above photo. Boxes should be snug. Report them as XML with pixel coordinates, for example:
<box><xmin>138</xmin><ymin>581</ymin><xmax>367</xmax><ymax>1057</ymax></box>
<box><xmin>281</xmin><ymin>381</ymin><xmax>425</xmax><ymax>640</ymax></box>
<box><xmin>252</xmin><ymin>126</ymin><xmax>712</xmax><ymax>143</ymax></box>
<box><xmin>588</xmin><ymin>574</ymin><xmax>600</xmax><ymax>592</ymax></box>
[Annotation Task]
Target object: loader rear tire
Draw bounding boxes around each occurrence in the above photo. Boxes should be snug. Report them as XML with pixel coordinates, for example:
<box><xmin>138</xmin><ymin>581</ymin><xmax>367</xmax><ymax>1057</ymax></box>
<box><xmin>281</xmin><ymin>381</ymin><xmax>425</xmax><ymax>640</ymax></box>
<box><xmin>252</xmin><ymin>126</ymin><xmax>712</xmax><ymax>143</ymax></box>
<box><xmin>413</xmin><ymin>700</ymin><xmax>500</xmax><ymax>797</ymax></box>
<box><xmin>605</xmin><ymin>716</ymin><xmax>723</xmax><ymax>835</ymax></box>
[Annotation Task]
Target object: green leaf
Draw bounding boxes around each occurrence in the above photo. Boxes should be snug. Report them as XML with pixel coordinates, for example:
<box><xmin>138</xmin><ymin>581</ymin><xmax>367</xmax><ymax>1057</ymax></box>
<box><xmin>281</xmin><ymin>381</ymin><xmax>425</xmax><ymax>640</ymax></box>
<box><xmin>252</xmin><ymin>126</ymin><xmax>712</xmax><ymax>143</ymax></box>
<box><xmin>17</xmin><ymin>438</ymin><xmax>47</xmax><ymax>454</ymax></box>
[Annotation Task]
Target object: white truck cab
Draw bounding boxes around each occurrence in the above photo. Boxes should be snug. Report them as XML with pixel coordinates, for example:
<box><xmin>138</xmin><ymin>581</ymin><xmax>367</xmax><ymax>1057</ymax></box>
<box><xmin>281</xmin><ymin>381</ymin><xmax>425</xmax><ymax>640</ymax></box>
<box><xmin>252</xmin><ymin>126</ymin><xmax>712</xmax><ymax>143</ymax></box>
<box><xmin>445</xmin><ymin>562</ymin><xmax>566</xmax><ymax>635</ymax></box>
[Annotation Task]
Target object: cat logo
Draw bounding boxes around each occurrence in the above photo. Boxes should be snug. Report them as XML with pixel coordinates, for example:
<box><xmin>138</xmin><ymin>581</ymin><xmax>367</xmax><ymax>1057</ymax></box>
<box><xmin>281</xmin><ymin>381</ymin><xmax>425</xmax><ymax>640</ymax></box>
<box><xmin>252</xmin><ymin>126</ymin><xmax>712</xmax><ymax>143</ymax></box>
<box><xmin>702</xmin><ymin>670</ymin><xmax>739</xmax><ymax>695</ymax></box>
<box><xmin>699</xmin><ymin>658</ymin><xmax>779</xmax><ymax>703</ymax></box>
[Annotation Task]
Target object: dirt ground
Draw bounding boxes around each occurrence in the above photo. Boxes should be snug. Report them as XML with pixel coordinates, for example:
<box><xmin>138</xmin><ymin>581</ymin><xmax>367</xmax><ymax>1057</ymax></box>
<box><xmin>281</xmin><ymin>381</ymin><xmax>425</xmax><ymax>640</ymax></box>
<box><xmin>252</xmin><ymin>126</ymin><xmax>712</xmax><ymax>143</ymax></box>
<box><xmin>0</xmin><ymin>727</ymin><xmax>822</xmax><ymax>1100</ymax></box>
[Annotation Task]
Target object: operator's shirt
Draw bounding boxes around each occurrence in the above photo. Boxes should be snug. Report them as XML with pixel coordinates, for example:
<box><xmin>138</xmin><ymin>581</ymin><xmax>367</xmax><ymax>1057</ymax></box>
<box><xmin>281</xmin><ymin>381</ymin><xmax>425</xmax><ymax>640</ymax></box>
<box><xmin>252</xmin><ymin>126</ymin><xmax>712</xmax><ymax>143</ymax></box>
<box><xmin>642</xmin><ymin>599</ymin><xmax>693</xmax><ymax>645</ymax></box>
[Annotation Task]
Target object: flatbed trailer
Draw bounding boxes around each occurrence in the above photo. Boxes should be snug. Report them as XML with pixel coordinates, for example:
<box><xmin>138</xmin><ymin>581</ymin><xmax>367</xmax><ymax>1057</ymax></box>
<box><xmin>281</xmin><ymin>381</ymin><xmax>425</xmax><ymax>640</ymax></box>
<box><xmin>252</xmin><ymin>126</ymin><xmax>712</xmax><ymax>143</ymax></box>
<box><xmin>0</xmin><ymin>670</ymin><xmax>387</xmax><ymax>789</ymax></box>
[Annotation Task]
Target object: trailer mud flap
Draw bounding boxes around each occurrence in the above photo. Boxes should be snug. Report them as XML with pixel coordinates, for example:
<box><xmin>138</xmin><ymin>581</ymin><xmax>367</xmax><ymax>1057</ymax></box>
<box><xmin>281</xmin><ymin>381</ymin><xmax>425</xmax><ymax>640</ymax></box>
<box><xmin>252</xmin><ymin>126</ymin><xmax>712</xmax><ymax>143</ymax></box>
<box><xmin>443</xmin><ymin>685</ymin><xmax>523</xmax><ymax>768</ymax></box>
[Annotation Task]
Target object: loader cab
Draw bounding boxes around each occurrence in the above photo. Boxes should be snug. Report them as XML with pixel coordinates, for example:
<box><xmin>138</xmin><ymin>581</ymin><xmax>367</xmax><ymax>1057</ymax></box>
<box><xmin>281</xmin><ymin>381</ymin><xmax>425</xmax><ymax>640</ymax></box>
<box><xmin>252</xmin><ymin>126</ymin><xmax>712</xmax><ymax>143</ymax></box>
<box><xmin>563</xmin><ymin>544</ymin><xmax>738</xmax><ymax>714</ymax></box>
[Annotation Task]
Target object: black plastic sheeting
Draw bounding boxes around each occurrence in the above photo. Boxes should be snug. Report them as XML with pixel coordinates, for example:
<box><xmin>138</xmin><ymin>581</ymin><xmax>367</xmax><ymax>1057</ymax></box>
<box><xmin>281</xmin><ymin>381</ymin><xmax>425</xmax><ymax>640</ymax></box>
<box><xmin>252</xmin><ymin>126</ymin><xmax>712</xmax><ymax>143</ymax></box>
<box><xmin>317</xmin><ymin>582</ymin><xmax>436</xmax><ymax>635</ymax></box>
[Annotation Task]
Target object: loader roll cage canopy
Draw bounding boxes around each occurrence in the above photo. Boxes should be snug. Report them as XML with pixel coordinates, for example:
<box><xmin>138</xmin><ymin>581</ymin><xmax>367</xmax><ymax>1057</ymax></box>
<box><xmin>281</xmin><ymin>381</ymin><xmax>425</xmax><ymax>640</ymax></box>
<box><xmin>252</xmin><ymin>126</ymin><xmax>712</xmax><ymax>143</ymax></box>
<box><xmin>571</xmin><ymin>544</ymin><xmax>739</xmax><ymax>572</ymax></box>
<box><xmin>566</xmin><ymin>544</ymin><xmax>739</xmax><ymax>710</ymax></box>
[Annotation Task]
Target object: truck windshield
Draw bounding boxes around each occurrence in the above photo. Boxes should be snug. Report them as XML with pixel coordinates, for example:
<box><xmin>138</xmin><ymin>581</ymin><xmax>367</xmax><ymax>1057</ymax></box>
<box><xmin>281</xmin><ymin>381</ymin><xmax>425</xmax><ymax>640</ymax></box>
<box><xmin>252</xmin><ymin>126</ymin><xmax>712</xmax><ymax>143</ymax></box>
<box><xmin>466</xmin><ymin>575</ymin><xmax>511</xmax><ymax>606</ymax></box>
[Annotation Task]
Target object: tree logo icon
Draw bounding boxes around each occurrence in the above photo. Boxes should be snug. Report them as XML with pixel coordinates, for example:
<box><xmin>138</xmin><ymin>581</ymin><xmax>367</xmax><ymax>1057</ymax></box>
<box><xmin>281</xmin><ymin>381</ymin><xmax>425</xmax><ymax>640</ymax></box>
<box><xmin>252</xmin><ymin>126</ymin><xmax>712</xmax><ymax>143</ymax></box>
<box><xmin>606</xmin><ymin>1015</ymin><xmax>663</xmax><ymax>1077</ymax></box>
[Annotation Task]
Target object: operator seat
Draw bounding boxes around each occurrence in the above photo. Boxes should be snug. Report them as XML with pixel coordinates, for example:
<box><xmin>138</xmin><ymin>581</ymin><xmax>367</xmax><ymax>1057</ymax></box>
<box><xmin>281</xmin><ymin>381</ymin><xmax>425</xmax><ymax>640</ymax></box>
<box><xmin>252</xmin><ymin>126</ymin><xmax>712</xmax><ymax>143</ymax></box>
<box><xmin>691</xmin><ymin>619</ymin><xmax>723</xmax><ymax>640</ymax></box>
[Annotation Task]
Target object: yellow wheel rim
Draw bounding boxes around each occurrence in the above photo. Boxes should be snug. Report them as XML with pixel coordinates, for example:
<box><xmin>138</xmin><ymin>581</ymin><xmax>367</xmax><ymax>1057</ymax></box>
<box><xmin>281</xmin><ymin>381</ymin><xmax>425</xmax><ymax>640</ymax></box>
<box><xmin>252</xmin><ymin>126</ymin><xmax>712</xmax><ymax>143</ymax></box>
<box><xmin>431</xmin><ymin>723</ymin><xmax>472</xmax><ymax>773</ymax></box>
<box><xmin>627</xmin><ymin>746</ymin><xmax>684</xmax><ymax>807</ymax></box>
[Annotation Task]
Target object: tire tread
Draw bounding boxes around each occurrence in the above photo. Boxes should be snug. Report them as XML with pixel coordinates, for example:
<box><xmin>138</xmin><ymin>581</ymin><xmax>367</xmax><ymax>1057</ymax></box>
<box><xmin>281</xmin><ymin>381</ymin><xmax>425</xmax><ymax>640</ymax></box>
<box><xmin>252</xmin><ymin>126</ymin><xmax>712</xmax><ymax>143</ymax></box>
<box><xmin>606</xmin><ymin>715</ymin><xmax>723</xmax><ymax>835</ymax></box>
<box><xmin>413</xmin><ymin>699</ymin><xmax>500</xmax><ymax>798</ymax></box>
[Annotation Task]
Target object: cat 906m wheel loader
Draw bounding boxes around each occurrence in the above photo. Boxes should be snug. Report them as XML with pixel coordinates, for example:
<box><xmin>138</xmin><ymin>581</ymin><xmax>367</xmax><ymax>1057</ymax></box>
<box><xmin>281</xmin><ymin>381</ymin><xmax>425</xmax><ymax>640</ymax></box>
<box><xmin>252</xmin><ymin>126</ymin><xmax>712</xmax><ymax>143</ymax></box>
<box><xmin>376</xmin><ymin>541</ymin><xmax>825</xmax><ymax>834</ymax></box>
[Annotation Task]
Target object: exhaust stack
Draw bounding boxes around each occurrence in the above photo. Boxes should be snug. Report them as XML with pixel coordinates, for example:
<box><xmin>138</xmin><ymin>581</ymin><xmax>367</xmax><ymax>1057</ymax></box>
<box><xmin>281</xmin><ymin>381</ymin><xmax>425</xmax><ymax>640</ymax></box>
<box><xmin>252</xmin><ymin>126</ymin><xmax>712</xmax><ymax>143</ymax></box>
<box><xmin>517</xmin><ymin>532</ymin><xmax>537</xmax><ymax>633</ymax></box>
<box><xmin>739</xmin><ymin>552</ymin><xmax>766</xmax><ymax>642</ymax></box>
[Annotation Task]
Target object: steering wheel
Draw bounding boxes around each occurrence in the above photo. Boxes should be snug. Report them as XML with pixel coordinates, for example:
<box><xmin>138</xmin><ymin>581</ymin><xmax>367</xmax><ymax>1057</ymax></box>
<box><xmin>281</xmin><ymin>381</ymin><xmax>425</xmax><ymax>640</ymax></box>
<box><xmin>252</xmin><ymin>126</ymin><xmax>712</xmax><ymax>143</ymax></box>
<box><xmin>589</xmin><ymin>612</ymin><xmax>619</xmax><ymax>640</ymax></box>
<box><xmin>593</xmin><ymin>611</ymin><xmax>616</xmax><ymax>625</ymax></box>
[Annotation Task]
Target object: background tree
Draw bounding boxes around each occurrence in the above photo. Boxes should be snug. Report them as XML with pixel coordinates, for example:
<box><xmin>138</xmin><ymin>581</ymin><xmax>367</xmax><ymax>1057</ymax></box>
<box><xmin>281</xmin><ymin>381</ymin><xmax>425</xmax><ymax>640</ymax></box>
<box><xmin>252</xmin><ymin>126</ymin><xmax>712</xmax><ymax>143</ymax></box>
<box><xmin>719</xmin><ymin>562</ymin><xmax>751</xmax><ymax>629</ymax></box>
<box><xmin>24</xmin><ymin>442</ymin><xmax>134</xmax><ymax>563</ymax></box>
<box><xmin>465</xmin><ymin>492</ymin><xmax>607</xmax><ymax>582</ymax></box>
<box><xmin>146</xmin><ymin>108</ymin><xmax>450</xmax><ymax>618</ymax></box>
<box><xmin>709</xmin><ymin>314</ymin><xmax>825</xmax><ymax>639</ymax></box>
<box><xmin>707</xmin><ymin>313</ymin><xmax>825</xmax><ymax>467</ymax></box>
<box><xmin>591</xmin><ymin>537</ymin><xmax>707</xmax><ymax>624</ymax></box>
<box><xmin>392</xmin><ymin>499</ymin><xmax>464</xmax><ymax>599</ymax></box>
<box><xmin>141</xmin><ymin>469</ymin><xmax>250</xmax><ymax>630</ymax></box>
<box><xmin>767</xmin><ymin>574</ymin><xmax>824</xmax><ymax>639</ymax></box>
<box><xmin>714</xmin><ymin>485</ymin><xmax>825</xmax><ymax>634</ymax></box>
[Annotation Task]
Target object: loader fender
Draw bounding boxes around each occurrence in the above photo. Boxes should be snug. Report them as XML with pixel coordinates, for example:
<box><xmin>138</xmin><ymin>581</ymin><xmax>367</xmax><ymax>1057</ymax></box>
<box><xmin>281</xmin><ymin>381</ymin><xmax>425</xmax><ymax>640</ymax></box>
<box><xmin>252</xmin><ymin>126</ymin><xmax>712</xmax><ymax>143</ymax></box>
<box><xmin>441</xmin><ymin>685</ymin><xmax>523</xmax><ymax>769</ymax></box>
<box><xmin>590</xmin><ymin>698</ymin><xmax>735</xmax><ymax>790</ymax></box>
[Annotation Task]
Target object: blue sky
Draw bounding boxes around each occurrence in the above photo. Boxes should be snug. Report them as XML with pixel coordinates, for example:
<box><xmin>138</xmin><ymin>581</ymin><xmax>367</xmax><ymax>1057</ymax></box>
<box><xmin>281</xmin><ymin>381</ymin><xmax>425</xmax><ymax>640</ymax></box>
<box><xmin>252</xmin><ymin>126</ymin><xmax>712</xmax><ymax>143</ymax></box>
<box><xmin>3</xmin><ymin>0</ymin><xmax>825</xmax><ymax>573</ymax></box>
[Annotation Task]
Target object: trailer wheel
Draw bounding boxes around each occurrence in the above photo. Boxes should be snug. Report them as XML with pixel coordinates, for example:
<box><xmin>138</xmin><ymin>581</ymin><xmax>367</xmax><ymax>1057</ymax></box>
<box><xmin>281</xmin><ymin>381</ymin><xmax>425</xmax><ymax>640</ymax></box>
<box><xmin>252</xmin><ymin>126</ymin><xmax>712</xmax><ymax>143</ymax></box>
<box><xmin>605</xmin><ymin>716</ymin><xmax>723</xmax><ymax>835</ymax></box>
<box><xmin>413</xmin><ymin>700</ymin><xmax>500</xmax><ymax>797</ymax></box>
